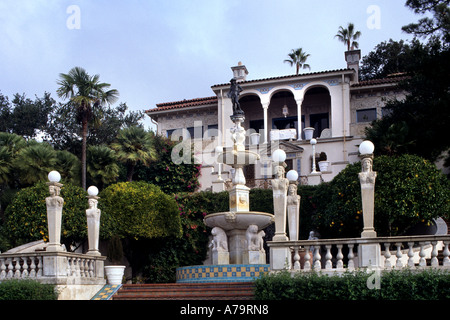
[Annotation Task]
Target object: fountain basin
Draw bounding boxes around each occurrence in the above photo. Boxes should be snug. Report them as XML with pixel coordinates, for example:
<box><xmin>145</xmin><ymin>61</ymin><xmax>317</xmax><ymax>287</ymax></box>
<box><xmin>204</xmin><ymin>211</ymin><xmax>274</xmax><ymax>231</ymax></box>
<box><xmin>218</xmin><ymin>150</ymin><xmax>260</xmax><ymax>166</ymax></box>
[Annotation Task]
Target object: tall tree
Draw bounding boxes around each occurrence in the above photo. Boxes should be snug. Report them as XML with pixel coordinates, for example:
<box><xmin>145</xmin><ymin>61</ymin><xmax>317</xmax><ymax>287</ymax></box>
<box><xmin>87</xmin><ymin>144</ymin><xmax>119</xmax><ymax>189</ymax></box>
<box><xmin>402</xmin><ymin>0</ymin><xmax>450</xmax><ymax>43</ymax></box>
<box><xmin>335</xmin><ymin>22</ymin><xmax>362</xmax><ymax>50</ymax></box>
<box><xmin>56</xmin><ymin>67</ymin><xmax>119</xmax><ymax>189</ymax></box>
<box><xmin>359</xmin><ymin>38</ymin><xmax>429</xmax><ymax>80</ymax></box>
<box><xmin>284</xmin><ymin>48</ymin><xmax>311</xmax><ymax>75</ymax></box>
<box><xmin>111</xmin><ymin>126</ymin><xmax>157</xmax><ymax>182</ymax></box>
<box><xmin>14</xmin><ymin>142</ymin><xmax>57</xmax><ymax>186</ymax></box>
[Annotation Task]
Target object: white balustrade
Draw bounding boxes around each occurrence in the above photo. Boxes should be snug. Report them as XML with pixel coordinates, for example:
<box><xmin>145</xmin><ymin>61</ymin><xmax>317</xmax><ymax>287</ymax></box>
<box><xmin>268</xmin><ymin>235</ymin><xmax>450</xmax><ymax>273</ymax></box>
<box><xmin>0</xmin><ymin>252</ymin><xmax>104</xmax><ymax>282</ymax></box>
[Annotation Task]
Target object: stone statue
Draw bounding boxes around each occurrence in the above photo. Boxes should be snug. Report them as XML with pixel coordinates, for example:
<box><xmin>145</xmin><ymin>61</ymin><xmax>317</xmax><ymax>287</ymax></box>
<box><xmin>287</xmin><ymin>183</ymin><xmax>300</xmax><ymax>206</ymax></box>
<box><xmin>272</xmin><ymin>164</ymin><xmax>289</xmax><ymax>241</ymax></box>
<box><xmin>287</xmin><ymin>182</ymin><xmax>300</xmax><ymax>241</ymax></box>
<box><xmin>359</xmin><ymin>155</ymin><xmax>377</xmax><ymax>238</ymax></box>
<box><xmin>227</xmin><ymin>78</ymin><xmax>244</xmax><ymax>115</ymax></box>
<box><xmin>359</xmin><ymin>157</ymin><xmax>377</xmax><ymax>185</ymax></box>
<box><xmin>46</xmin><ymin>184</ymin><xmax>64</xmax><ymax>207</ymax></box>
<box><xmin>246</xmin><ymin>224</ymin><xmax>265</xmax><ymax>252</ymax></box>
<box><xmin>271</xmin><ymin>165</ymin><xmax>289</xmax><ymax>192</ymax></box>
<box><xmin>211</xmin><ymin>227</ymin><xmax>228</xmax><ymax>252</ymax></box>
<box><xmin>86</xmin><ymin>196</ymin><xmax>101</xmax><ymax>255</ymax></box>
<box><xmin>45</xmin><ymin>181</ymin><xmax>64</xmax><ymax>252</ymax></box>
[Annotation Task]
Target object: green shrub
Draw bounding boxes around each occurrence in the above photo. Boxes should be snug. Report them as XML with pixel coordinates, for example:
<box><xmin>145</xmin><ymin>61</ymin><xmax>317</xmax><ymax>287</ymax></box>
<box><xmin>3</xmin><ymin>181</ymin><xmax>88</xmax><ymax>249</ymax></box>
<box><xmin>139</xmin><ymin>191</ymin><xmax>228</xmax><ymax>283</ymax></box>
<box><xmin>254</xmin><ymin>269</ymin><xmax>450</xmax><ymax>300</ymax></box>
<box><xmin>99</xmin><ymin>181</ymin><xmax>182</xmax><ymax>240</ymax></box>
<box><xmin>0</xmin><ymin>279</ymin><xmax>57</xmax><ymax>300</ymax></box>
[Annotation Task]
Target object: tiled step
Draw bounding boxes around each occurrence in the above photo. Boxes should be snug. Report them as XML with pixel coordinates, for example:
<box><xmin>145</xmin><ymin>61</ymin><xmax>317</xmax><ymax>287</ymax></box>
<box><xmin>112</xmin><ymin>282</ymin><xmax>255</xmax><ymax>300</ymax></box>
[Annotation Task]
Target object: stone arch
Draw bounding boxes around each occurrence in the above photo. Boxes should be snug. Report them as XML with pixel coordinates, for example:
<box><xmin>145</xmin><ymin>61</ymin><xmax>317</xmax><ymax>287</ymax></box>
<box><xmin>301</xmin><ymin>85</ymin><xmax>332</xmax><ymax>138</ymax></box>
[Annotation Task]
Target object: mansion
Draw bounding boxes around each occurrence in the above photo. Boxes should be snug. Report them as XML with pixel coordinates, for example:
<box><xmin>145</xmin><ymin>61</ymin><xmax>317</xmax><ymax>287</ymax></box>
<box><xmin>146</xmin><ymin>50</ymin><xmax>407</xmax><ymax>191</ymax></box>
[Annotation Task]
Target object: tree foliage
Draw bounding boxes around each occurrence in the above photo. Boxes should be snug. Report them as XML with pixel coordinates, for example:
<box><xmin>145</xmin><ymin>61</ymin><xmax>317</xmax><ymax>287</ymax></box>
<box><xmin>359</xmin><ymin>39</ymin><xmax>428</xmax><ymax>80</ymax></box>
<box><xmin>111</xmin><ymin>126</ymin><xmax>157</xmax><ymax>182</ymax></box>
<box><xmin>283</xmin><ymin>48</ymin><xmax>311</xmax><ymax>74</ymax></box>
<box><xmin>335</xmin><ymin>22</ymin><xmax>362</xmax><ymax>50</ymax></box>
<box><xmin>134</xmin><ymin>133</ymin><xmax>201</xmax><ymax>194</ymax></box>
<box><xmin>98</xmin><ymin>181</ymin><xmax>182</xmax><ymax>240</ymax></box>
<box><xmin>365</xmin><ymin>37</ymin><xmax>450</xmax><ymax>163</ymax></box>
<box><xmin>312</xmin><ymin>155</ymin><xmax>450</xmax><ymax>238</ymax></box>
<box><xmin>3</xmin><ymin>181</ymin><xmax>88</xmax><ymax>249</ymax></box>
<box><xmin>402</xmin><ymin>0</ymin><xmax>450</xmax><ymax>43</ymax></box>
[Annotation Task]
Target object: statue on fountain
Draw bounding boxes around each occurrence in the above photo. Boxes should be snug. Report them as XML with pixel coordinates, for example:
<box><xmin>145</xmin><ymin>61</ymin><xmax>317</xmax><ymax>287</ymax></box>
<box><xmin>227</xmin><ymin>78</ymin><xmax>244</xmax><ymax>116</ymax></box>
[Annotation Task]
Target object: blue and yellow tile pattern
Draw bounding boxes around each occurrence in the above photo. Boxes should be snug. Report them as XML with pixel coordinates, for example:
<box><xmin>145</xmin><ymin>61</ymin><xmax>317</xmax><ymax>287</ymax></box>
<box><xmin>91</xmin><ymin>284</ymin><xmax>122</xmax><ymax>300</ymax></box>
<box><xmin>176</xmin><ymin>264</ymin><xmax>270</xmax><ymax>283</ymax></box>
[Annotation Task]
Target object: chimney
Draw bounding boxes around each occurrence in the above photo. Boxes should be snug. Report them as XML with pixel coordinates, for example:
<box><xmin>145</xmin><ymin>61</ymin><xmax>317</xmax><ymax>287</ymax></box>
<box><xmin>345</xmin><ymin>50</ymin><xmax>361</xmax><ymax>83</ymax></box>
<box><xmin>231</xmin><ymin>61</ymin><xmax>248</xmax><ymax>82</ymax></box>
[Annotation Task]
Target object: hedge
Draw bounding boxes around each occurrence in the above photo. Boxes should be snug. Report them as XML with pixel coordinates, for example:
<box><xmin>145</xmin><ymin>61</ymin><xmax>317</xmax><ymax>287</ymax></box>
<box><xmin>98</xmin><ymin>181</ymin><xmax>182</xmax><ymax>240</ymax></box>
<box><xmin>3</xmin><ymin>181</ymin><xmax>88</xmax><ymax>249</ymax></box>
<box><xmin>254</xmin><ymin>269</ymin><xmax>450</xmax><ymax>300</ymax></box>
<box><xmin>0</xmin><ymin>279</ymin><xmax>57</xmax><ymax>300</ymax></box>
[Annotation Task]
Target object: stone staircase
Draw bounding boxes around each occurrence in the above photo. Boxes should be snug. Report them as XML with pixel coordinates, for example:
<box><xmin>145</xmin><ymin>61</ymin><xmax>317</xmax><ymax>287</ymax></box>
<box><xmin>112</xmin><ymin>282</ymin><xmax>255</xmax><ymax>300</ymax></box>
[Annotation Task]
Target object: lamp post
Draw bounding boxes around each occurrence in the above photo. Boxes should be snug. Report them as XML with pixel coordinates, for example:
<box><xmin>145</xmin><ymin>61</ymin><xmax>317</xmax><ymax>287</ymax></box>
<box><xmin>271</xmin><ymin>149</ymin><xmax>289</xmax><ymax>242</ymax></box>
<box><xmin>86</xmin><ymin>186</ymin><xmax>101</xmax><ymax>256</ymax></box>
<box><xmin>45</xmin><ymin>171</ymin><xmax>64</xmax><ymax>252</ymax></box>
<box><xmin>358</xmin><ymin>140</ymin><xmax>377</xmax><ymax>238</ymax></box>
<box><xmin>286</xmin><ymin>170</ymin><xmax>300</xmax><ymax>242</ymax></box>
<box><xmin>357</xmin><ymin>140</ymin><xmax>381</xmax><ymax>268</ymax></box>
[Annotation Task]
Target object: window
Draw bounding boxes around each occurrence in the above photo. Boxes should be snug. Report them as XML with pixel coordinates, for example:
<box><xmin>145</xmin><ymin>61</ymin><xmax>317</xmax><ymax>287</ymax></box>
<box><xmin>166</xmin><ymin>129</ymin><xmax>177</xmax><ymax>138</ymax></box>
<box><xmin>272</xmin><ymin>116</ymin><xmax>298</xmax><ymax>130</ymax></box>
<box><xmin>309</xmin><ymin>113</ymin><xmax>329</xmax><ymax>138</ymax></box>
<box><xmin>186</xmin><ymin>126</ymin><xmax>203</xmax><ymax>139</ymax></box>
<box><xmin>206</xmin><ymin>124</ymin><xmax>218</xmax><ymax>138</ymax></box>
<box><xmin>356</xmin><ymin>108</ymin><xmax>377</xmax><ymax>123</ymax></box>
<box><xmin>250</xmin><ymin>119</ymin><xmax>264</xmax><ymax>132</ymax></box>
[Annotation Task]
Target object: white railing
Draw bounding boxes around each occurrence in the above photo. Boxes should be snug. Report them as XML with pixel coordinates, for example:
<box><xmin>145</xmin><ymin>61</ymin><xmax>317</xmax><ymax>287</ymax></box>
<box><xmin>0</xmin><ymin>252</ymin><xmax>105</xmax><ymax>283</ymax></box>
<box><xmin>268</xmin><ymin>235</ymin><xmax>450</xmax><ymax>273</ymax></box>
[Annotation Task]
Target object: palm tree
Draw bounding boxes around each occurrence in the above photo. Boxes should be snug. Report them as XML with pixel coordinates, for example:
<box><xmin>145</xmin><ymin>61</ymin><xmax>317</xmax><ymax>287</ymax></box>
<box><xmin>335</xmin><ymin>23</ymin><xmax>362</xmax><ymax>51</ymax></box>
<box><xmin>56</xmin><ymin>67</ymin><xmax>119</xmax><ymax>189</ymax></box>
<box><xmin>0</xmin><ymin>147</ymin><xmax>12</xmax><ymax>184</ymax></box>
<box><xmin>55</xmin><ymin>150</ymin><xmax>81</xmax><ymax>186</ymax></box>
<box><xmin>111</xmin><ymin>126</ymin><xmax>157</xmax><ymax>182</ymax></box>
<box><xmin>87</xmin><ymin>145</ymin><xmax>119</xmax><ymax>189</ymax></box>
<box><xmin>14</xmin><ymin>142</ymin><xmax>57</xmax><ymax>186</ymax></box>
<box><xmin>0</xmin><ymin>132</ymin><xmax>27</xmax><ymax>185</ymax></box>
<box><xmin>284</xmin><ymin>48</ymin><xmax>311</xmax><ymax>75</ymax></box>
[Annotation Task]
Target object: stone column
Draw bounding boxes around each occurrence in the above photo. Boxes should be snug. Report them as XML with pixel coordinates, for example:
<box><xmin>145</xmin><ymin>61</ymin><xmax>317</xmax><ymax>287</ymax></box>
<box><xmin>262</xmin><ymin>102</ymin><xmax>269</xmax><ymax>144</ymax></box>
<box><xmin>359</xmin><ymin>155</ymin><xmax>377</xmax><ymax>238</ymax></box>
<box><xmin>287</xmin><ymin>181</ymin><xmax>300</xmax><ymax>241</ymax></box>
<box><xmin>296</xmin><ymin>98</ymin><xmax>303</xmax><ymax>141</ymax></box>
<box><xmin>45</xmin><ymin>172</ymin><xmax>64</xmax><ymax>252</ymax></box>
<box><xmin>270</xmin><ymin>150</ymin><xmax>291</xmax><ymax>270</ymax></box>
<box><xmin>272</xmin><ymin>164</ymin><xmax>289</xmax><ymax>241</ymax></box>
<box><xmin>86</xmin><ymin>186</ymin><xmax>101</xmax><ymax>256</ymax></box>
<box><xmin>357</xmin><ymin>141</ymin><xmax>381</xmax><ymax>268</ymax></box>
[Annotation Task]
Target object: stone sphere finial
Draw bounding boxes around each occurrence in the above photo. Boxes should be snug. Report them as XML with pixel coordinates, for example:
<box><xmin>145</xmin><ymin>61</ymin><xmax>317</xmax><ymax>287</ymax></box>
<box><xmin>359</xmin><ymin>140</ymin><xmax>375</xmax><ymax>155</ymax></box>
<box><xmin>48</xmin><ymin>170</ymin><xmax>61</xmax><ymax>183</ymax></box>
<box><xmin>87</xmin><ymin>186</ymin><xmax>99</xmax><ymax>197</ymax></box>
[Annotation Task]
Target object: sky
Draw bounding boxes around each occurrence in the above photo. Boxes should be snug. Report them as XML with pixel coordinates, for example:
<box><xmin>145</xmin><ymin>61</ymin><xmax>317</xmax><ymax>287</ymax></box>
<box><xmin>0</xmin><ymin>0</ymin><xmax>422</xmax><ymax>131</ymax></box>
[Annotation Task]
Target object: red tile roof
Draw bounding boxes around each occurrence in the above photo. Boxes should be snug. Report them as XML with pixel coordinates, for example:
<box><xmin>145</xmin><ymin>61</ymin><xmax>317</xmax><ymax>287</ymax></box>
<box><xmin>146</xmin><ymin>96</ymin><xmax>218</xmax><ymax>113</ymax></box>
<box><xmin>351</xmin><ymin>75</ymin><xmax>409</xmax><ymax>88</ymax></box>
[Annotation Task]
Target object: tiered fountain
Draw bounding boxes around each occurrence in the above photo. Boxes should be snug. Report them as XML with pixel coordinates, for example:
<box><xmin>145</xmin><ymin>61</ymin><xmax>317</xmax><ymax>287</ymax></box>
<box><xmin>176</xmin><ymin>80</ymin><xmax>274</xmax><ymax>283</ymax></box>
